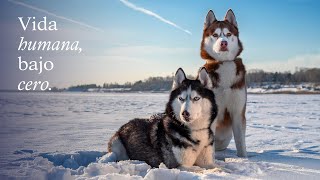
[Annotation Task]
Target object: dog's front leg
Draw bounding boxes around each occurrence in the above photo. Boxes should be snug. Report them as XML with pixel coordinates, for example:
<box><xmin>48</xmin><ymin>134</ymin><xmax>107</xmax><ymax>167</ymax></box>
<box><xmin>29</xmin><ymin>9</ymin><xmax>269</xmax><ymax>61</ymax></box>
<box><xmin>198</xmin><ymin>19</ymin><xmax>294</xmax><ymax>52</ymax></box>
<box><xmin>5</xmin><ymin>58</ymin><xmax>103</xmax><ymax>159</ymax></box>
<box><xmin>195</xmin><ymin>145</ymin><xmax>215</xmax><ymax>169</ymax></box>
<box><xmin>174</xmin><ymin>147</ymin><xmax>199</xmax><ymax>171</ymax></box>
<box><xmin>231</xmin><ymin>112</ymin><xmax>247</xmax><ymax>157</ymax></box>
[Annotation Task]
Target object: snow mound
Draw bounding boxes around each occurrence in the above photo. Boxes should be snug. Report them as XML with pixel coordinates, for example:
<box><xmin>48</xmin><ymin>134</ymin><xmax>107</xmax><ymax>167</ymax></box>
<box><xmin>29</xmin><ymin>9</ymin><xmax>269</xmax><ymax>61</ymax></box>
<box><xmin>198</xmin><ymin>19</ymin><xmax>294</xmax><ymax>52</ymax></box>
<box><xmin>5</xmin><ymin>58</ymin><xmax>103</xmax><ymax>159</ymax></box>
<box><xmin>39</xmin><ymin>151</ymin><xmax>106</xmax><ymax>170</ymax></box>
<box><xmin>77</xmin><ymin>160</ymin><xmax>150</xmax><ymax>179</ymax></box>
<box><xmin>17</xmin><ymin>157</ymin><xmax>73</xmax><ymax>180</ymax></box>
<box><xmin>6</xmin><ymin>148</ymin><xmax>320</xmax><ymax>180</ymax></box>
<box><xmin>20</xmin><ymin>152</ymin><xmax>272</xmax><ymax>179</ymax></box>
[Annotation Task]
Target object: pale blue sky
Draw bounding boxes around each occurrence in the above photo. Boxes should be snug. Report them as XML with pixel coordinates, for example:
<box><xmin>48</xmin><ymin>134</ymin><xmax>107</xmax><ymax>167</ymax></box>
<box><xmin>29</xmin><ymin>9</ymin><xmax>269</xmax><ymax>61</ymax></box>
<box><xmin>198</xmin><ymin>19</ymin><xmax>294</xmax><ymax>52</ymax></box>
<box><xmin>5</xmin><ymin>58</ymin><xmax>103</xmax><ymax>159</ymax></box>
<box><xmin>1</xmin><ymin>0</ymin><xmax>320</xmax><ymax>89</ymax></box>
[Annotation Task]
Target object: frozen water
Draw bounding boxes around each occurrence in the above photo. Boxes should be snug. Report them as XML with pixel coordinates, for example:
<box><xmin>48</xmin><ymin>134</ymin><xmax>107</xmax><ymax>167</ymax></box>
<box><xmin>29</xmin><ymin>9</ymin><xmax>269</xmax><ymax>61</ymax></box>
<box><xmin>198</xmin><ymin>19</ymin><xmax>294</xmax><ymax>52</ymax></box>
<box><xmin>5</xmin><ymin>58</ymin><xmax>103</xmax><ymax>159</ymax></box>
<box><xmin>0</xmin><ymin>92</ymin><xmax>319</xmax><ymax>179</ymax></box>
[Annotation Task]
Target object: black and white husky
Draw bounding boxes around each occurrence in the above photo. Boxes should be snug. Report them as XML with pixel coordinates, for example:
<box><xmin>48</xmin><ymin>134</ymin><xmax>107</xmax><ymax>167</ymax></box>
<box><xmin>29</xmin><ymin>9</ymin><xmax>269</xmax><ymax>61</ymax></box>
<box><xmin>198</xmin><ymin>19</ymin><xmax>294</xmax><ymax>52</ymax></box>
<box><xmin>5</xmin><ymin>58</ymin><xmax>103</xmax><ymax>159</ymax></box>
<box><xmin>107</xmin><ymin>68</ymin><xmax>217</xmax><ymax>169</ymax></box>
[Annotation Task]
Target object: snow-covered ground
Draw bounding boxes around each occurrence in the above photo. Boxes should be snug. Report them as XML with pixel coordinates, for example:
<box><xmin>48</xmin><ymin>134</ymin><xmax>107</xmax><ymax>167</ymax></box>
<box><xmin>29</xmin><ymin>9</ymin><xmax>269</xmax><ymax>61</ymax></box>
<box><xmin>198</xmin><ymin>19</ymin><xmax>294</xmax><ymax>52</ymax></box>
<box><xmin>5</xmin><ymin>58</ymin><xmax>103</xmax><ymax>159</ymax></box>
<box><xmin>247</xmin><ymin>84</ymin><xmax>320</xmax><ymax>94</ymax></box>
<box><xmin>0</xmin><ymin>92</ymin><xmax>319</xmax><ymax>179</ymax></box>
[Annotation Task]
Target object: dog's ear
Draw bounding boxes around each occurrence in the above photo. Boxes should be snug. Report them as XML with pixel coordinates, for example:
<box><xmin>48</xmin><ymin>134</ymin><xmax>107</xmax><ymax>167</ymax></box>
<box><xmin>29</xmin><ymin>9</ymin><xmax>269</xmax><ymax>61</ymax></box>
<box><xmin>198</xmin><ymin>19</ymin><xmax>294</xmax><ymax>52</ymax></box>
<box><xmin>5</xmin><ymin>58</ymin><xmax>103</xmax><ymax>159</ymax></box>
<box><xmin>172</xmin><ymin>68</ymin><xmax>186</xmax><ymax>90</ymax></box>
<box><xmin>204</xmin><ymin>10</ymin><xmax>216</xmax><ymax>30</ymax></box>
<box><xmin>198</xmin><ymin>67</ymin><xmax>213</xmax><ymax>89</ymax></box>
<box><xmin>224</xmin><ymin>9</ymin><xmax>238</xmax><ymax>28</ymax></box>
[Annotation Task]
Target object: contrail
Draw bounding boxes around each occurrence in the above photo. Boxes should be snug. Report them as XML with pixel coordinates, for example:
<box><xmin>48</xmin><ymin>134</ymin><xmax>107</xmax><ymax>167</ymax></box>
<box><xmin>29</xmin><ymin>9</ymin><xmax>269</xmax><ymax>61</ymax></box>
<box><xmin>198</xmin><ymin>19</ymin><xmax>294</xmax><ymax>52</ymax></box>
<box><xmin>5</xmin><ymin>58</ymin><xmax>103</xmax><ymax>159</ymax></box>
<box><xmin>8</xmin><ymin>0</ymin><xmax>104</xmax><ymax>32</ymax></box>
<box><xmin>119</xmin><ymin>0</ymin><xmax>192</xmax><ymax>35</ymax></box>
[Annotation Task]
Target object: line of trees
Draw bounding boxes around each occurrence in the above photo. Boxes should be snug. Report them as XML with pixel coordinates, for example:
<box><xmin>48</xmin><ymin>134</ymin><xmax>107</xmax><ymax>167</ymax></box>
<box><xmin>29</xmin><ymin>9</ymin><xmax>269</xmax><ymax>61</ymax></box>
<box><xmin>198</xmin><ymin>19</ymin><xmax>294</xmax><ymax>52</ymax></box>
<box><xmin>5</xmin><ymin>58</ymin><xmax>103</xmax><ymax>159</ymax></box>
<box><xmin>246</xmin><ymin>68</ymin><xmax>320</xmax><ymax>86</ymax></box>
<box><xmin>66</xmin><ymin>68</ymin><xmax>320</xmax><ymax>92</ymax></box>
<box><xmin>68</xmin><ymin>84</ymin><xmax>101</xmax><ymax>92</ymax></box>
<box><xmin>102</xmin><ymin>76</ymin><xmax>173</xmax><ymax>91</ymax></box>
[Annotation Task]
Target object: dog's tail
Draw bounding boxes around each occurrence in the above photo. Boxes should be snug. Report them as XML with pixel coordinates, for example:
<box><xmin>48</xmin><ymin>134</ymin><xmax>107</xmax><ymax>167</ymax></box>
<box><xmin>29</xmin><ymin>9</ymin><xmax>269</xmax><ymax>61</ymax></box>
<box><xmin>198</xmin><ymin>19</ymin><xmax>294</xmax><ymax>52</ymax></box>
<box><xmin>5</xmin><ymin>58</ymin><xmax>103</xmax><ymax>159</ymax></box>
<box><xmin>103</xmin><ymin>133</ymin><xmax>129</xmax><ymax>163</ymax></box>
<box><xmin>98</xmin><ymin>152</ymin><xmax>118</xmax><ymax>163</ymax></box>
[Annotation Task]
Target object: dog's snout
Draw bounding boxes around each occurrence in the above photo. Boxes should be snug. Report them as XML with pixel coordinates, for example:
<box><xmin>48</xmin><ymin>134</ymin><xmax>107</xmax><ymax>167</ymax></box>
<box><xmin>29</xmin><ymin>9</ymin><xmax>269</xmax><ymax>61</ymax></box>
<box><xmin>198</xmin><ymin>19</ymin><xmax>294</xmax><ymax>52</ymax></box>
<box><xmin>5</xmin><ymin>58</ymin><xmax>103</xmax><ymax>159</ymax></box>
<box><xmin>221</xmin><ymin>40</ymin><xmax>228</xmax><ymax>48</ymax></box>
<box><xmin>182</xmin><ymin>111</ymin><xmax>190</xmax><ymax>119</ymax></box>
<box><xmin>220</xmin><ymin>40</ymin><xmax>228</xmax><ymax>51</ymax></box>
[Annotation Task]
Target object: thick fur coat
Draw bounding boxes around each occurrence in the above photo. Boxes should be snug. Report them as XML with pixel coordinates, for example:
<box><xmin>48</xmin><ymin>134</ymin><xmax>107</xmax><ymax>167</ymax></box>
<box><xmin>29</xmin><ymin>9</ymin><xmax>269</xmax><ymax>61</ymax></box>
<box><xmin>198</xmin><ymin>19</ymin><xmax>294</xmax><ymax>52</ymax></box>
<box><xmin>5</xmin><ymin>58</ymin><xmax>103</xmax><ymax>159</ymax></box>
<box><xmin>108</xmin><ymin>68</ymin><xmax>218</xmax><ymax>169</ymax></box>
<box><xmin>200</xmin><ymin>9</ymin><xmax>247</xmax><ymax>157</ymax></box>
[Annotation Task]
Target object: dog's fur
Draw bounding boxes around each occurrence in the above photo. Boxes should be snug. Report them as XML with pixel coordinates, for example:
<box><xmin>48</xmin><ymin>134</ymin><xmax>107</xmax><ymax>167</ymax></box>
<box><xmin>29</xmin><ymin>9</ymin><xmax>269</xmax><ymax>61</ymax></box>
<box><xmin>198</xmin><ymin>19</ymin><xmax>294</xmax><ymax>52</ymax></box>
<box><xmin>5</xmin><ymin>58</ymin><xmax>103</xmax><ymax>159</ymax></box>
<box><xmin>200</xmin><ymin>9</ymin><xmax>247</xmax><ymax>157</ymax></box>
<box><xmin>108</xmin><ymin>68</ymin><xmax>218</xmax><ymax>169</ymax></box>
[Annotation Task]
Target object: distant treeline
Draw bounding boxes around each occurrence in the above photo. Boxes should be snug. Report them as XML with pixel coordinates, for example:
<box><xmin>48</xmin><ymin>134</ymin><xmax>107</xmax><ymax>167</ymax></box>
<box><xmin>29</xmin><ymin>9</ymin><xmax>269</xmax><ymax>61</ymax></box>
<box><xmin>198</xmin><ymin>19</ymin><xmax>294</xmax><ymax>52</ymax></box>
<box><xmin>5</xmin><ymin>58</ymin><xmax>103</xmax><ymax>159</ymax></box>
<box><xmin>66</xmin><ymin>68</ymin><xmax>320</xmax><ymax>92</ymax></box>
<box><xmin>103</xmin><ymin>76</ymin><xmax>173</xmax><ymax>91</ymax></box>
<box><xmin>67</xmin><ymin>84</ymin><xmax>101</xmax><ymax>92</ymax></box>
<box><xmin>246</xmin><ymin>68</ymin><xmax>320</xmax><ymax>86</ymax></box>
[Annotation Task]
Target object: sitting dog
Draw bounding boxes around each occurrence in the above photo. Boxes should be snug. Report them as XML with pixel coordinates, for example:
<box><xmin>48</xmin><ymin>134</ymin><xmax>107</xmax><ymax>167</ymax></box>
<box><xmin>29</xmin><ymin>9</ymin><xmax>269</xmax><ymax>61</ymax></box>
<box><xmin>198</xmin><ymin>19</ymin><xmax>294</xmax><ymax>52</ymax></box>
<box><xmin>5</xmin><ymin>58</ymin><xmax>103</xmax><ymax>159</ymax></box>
<box><xmin>200</xmin><ymin>9</ymin><xmax>247</xmax><ymax>157</ymax></box>
<box><xmin>108</xmin><ymin>68</ymin><xmax>218</xmax><ymax>169</ymax></box>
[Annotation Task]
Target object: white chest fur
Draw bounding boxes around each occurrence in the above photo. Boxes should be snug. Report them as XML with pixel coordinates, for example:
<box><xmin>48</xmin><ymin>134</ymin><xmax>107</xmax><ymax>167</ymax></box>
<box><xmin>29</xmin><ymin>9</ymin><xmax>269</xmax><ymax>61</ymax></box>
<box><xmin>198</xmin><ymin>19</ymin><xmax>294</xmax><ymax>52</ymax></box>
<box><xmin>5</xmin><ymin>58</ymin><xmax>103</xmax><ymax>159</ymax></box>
<box><xmin>211</xmin><ymin>61</ymin><xmax>246</xmax><ymax>122</ymax></box>
<box><xmin>191</xmin><ymin>130</ymin><xmax>211</xmax><ymax>148</ymax></box>
<box><xmin>171</xmin><ymin>129</ymin><xmax>212</xmax><ymax>166</ymax></box>
<box><xmin>215</xmin><ymin>61</ymin><xmax>238</xmax><ymax>88</ymax></box>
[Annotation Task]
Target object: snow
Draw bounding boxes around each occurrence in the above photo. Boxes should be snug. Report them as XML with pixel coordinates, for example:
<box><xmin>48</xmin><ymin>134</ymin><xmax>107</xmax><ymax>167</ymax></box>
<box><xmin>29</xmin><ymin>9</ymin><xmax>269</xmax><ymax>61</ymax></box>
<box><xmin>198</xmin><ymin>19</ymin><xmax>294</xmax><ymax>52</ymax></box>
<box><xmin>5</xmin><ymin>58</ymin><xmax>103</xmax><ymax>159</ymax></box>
<box><xmin>0</xmin><ymin>92</ymin><xmax>320</xmax><ymax>179</ymax></box>
<box><xmin>247</xmin><ymin>83</ymin><xmax>320</xmax><ymax>94</ymax></box>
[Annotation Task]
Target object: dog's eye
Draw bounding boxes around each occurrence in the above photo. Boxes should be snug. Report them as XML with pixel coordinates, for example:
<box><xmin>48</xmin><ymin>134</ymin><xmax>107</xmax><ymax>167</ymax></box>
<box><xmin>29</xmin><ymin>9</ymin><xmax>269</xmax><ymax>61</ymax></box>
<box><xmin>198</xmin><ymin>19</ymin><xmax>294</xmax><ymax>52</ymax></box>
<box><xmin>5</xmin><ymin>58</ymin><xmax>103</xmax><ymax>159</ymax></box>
<box><xmin>178</xmin><ymin>97</ymin><xmax>185</xmax><ymax>102</ymax></box>
<box><xmin>193</xmin><ymin>97</ymin><xmax>200</xmax><ymax>101</ymax></box>
<box><xmin>212</xmin><ymin>33</ymin><xmax>218</xmax><ymax>38</ymax></box>
<box><xmin>226</xmin><ymin>33</ymin><xmax>232</xmax><ymax>37</ymax></box>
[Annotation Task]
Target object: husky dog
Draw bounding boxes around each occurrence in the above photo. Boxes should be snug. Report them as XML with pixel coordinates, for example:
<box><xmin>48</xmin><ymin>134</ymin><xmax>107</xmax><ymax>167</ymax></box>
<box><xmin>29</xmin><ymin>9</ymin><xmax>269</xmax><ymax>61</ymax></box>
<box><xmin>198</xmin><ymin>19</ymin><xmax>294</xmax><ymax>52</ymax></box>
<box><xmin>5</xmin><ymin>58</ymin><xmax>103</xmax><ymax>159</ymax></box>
<box><xmin>108</xmin><ymin>68</ymin><xmax>218</xmax><ymax>169</ymax></box>
<box><xmin>200</xmin><ymin>9</ymin><xmax>247</xmax><ymax>157</ymax></box>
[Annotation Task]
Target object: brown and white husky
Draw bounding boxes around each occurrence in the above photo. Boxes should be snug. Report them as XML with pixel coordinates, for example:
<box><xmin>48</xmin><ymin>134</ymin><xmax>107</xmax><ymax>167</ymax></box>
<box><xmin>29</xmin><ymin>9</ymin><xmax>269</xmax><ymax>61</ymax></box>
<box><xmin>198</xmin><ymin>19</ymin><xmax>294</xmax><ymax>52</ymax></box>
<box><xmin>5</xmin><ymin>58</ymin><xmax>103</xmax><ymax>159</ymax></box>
<box><xmin>200</xmin><ymin>9</ymin><xmax>247</xmax><ymax>157</ymax></box>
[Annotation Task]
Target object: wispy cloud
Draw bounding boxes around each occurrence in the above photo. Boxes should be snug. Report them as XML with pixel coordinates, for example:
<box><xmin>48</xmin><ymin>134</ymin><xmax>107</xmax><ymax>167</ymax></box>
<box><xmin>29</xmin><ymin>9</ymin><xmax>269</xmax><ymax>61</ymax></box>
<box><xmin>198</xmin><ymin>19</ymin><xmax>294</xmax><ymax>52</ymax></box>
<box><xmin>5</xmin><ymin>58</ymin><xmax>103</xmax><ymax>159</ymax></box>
<box><xmin>8</xmin><ymin>0</ymin><xmax>104</xmax><ymax>32</ymax></box>
<box><xmin>118</xmin><ymin>0</ymin><xmax>191</xmax><ymax>35</ymax></box>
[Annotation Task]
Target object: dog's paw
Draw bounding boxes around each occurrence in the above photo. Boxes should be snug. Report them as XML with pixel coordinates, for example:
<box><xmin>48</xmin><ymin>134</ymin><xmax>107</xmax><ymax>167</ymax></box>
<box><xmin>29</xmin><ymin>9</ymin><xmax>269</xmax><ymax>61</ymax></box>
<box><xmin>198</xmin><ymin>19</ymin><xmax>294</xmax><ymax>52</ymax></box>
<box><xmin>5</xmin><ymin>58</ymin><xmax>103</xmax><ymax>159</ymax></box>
<box><xmin>201</xmin><ymin>164</ymin><xmax>217</xmax><ymax>170</ymax></box>
<box><xmin>178</xmin><ymin>165</ymin><xmax>204</xmax><ymax>173</ymax></box>
<box><xmin>202</xmin><ymin>165</ymin><xmax>232</xmax><ymax>174</ymax></box>
<box><xmin>237</xmin><ymin>151</ymin><xmax>247</xmax><ymax>158</ymax></box>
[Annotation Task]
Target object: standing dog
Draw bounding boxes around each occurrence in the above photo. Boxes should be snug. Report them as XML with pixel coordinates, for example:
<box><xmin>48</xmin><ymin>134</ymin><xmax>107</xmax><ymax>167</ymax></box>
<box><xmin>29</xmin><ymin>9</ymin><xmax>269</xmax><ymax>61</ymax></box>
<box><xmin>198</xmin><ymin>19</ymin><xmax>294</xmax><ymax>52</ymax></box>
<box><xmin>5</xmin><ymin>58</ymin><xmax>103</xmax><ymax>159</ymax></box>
<box><xmin>200</xmin><ymin>9</ymin><xmax>247</xmax><ymax>157</ymax></box>
<box><xmin>108</xmin><ymin>68</ymin><xmax>218</xmax><ymax>169</ymax></box>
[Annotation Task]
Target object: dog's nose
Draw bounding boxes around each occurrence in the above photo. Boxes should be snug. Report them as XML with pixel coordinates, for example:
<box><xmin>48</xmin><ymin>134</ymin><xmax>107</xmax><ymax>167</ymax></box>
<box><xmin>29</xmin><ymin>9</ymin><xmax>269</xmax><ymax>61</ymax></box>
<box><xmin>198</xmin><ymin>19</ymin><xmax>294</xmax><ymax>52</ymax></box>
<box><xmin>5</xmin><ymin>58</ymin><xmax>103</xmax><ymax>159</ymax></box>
<box><xmin>221</xmin><ymin>40</ymin><xmax>228</xmax><ymax>48</ymax></box>
<box><xmin>182</xmin><ymin>111</ymin><xmax>190</xmax><ymax>119</ymax></box>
